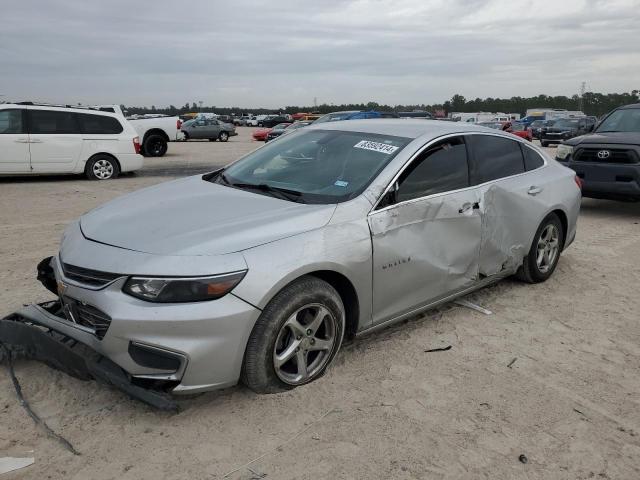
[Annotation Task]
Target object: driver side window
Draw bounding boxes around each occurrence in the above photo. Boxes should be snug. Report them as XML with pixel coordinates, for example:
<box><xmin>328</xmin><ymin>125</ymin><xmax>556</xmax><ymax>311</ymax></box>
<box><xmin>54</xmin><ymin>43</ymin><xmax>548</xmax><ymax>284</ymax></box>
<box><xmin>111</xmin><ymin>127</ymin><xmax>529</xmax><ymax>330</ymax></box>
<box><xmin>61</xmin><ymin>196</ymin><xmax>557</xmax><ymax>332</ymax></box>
<box><xmin>394</xmin><ymin>136</ymin><xmax>469</xmax><ymax>204</ymax></box>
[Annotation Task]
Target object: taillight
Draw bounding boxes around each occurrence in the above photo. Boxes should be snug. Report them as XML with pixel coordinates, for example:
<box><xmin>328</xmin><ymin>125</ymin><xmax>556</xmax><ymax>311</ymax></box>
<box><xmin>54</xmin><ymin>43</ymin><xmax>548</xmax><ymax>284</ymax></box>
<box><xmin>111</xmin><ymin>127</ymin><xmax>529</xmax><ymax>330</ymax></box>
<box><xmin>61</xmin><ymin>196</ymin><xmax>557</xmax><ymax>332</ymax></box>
<box><xmin>133</xmin><ymin>136</ymin><xmax>141</xmax><ymax>154</ymax></box>
<box><xmin>574</xmin><ymin>175</ymin><xmax>583</xmax><ymax>190</ymax></box>
<box><xmin>177</xmin><ymin>119</ymin><xmax>182</xmax><ymax>130</ymax></box>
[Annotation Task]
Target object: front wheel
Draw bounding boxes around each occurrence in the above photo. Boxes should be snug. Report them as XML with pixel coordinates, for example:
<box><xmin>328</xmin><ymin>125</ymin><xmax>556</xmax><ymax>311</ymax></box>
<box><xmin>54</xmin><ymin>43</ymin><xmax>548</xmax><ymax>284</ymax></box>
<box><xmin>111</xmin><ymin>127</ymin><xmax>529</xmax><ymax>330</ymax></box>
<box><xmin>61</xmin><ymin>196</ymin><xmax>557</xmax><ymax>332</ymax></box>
<box><xmin>85</xmin><ymin>155</ymin><xmax>119</xmax><ymax>180</ymax></box>
<box><xmin>517</xmin><ymin>213</ymin><xmax>563</xmax><ymax>283</ymax></box>
<box><xmin>242</xmin><ymin>276</ymin><xmax>345</xmax><ymax>394</ymax></box>
<box><xmin>218</xmin><ymin>131</ymin><xmax>229</xmax><ymax>142</ymax></box>
<box><xmin>541</xmin><ymin>141</ymin><xmax>549</xmax><ymax>147</ymax></box>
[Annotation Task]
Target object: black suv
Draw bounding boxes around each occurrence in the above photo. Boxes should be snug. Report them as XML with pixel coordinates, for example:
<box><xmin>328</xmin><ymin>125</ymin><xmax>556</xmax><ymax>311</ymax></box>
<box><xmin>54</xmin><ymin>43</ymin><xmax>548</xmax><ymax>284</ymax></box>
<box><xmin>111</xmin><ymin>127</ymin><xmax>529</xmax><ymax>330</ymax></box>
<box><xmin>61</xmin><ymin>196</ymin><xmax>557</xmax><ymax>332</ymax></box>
<box><xmin>555</xmin><ymin>103</ymin><xmax>640</xmax><ymax>201</ymax></box>
<box><xmin>260</xmin><ymin>115</ymin><xmax>290</xmax><ymax>128</ymax></box>
<box><xmin>541</xmin><ymin>117</ymin><xmax>596</xmax><ymax>146</ymax></box>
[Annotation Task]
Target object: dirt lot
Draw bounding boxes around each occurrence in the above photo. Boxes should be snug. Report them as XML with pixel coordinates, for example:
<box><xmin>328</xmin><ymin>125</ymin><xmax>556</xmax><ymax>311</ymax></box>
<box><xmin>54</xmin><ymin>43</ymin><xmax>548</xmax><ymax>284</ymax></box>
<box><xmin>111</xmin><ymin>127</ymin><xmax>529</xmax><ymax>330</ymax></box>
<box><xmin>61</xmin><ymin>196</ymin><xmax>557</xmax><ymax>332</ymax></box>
<box><xmin>1</xmin><ymin>128</ymin><xmax>639</xmax><ymax>479</ymax></box>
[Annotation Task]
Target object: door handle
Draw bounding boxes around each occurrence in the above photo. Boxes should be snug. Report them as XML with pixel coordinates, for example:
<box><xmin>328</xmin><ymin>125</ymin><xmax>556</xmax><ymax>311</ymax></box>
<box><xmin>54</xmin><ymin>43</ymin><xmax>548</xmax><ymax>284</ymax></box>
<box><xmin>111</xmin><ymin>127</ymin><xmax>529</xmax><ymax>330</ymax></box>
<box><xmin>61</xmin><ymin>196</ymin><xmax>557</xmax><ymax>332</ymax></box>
<box><xmin>528</xmin><ymin>186</ymin><xmax>543</xmax><ymax>196</ymax></box>
<box><xmin>29</xmin><ymin>139</ymin><xmax>43</xmax><ymax>143</ymax></box>
<box><xmin>14</xmin><ymin>139</ymin><xmax>29</xmax><ymax>143</ymax></box>
<box><xmin>458</xmin><ymin>202</ymin><xmax>480</xmax><ymax>214</ymax></box>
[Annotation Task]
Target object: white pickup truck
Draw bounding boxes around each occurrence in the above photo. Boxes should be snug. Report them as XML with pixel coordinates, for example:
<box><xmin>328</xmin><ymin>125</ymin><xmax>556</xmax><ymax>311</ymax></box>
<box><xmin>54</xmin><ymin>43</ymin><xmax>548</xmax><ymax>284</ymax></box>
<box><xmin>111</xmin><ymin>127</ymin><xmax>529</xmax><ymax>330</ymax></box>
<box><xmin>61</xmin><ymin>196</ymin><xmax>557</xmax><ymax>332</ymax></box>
<box><xmin>94</xmin><ymin>106</ymin><xmax>184</xmax><ymax>157</ymax></box>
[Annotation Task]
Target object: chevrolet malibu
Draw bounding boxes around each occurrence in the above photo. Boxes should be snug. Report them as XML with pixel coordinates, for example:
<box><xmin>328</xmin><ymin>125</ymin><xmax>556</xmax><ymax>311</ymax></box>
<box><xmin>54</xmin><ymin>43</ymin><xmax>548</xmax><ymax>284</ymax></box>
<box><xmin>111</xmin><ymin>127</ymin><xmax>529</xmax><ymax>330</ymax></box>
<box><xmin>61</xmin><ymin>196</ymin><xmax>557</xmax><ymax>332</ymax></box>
<box><xmin>12</xmin><ymin>120</ymin><xmax>581</xmax><ymax>398</ymax></box>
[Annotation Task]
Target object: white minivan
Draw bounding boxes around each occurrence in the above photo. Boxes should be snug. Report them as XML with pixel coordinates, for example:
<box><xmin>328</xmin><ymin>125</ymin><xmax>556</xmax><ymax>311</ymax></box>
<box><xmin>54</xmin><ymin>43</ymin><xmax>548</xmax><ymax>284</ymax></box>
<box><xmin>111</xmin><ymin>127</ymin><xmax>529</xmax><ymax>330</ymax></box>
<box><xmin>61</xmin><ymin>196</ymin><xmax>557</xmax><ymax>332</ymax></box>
<box><xmin>0</xmin><ymin>103</ymin><xmax>143</xmax><ymax>180</ymax></box>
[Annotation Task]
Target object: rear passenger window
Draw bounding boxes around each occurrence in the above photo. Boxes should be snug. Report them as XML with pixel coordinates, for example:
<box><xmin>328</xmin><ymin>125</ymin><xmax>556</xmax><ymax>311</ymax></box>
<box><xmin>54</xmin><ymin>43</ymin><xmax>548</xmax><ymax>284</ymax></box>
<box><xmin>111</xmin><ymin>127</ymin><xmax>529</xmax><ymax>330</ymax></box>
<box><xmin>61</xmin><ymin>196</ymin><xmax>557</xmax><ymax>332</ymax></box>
<box><xmin>522</xmin><ymin>145</ymin><xmax>545</xmax><ymax>171</ymax></box>
<box><xmin>468</xmin><ymin>134</ymin><xmax>524</xmax><ymax>184</ymax></box>
<box><xmin>29</xmin><ymin>110</ymin><xmax>79</xmax><ymax>134</ymax></box>
<box><xmin>396</xmin><ymin>136</ymin><xmax>469</xmax><ymax>202</ymax></box>
<box><xmin>77</xmin><ymin>113</ymin><xmax>124</xmax><ymax>134</ymax></box>
<box><xmin>0</xmin><ymin>110</ymin><xmax>24</xmax><ymax>134</ymax></box>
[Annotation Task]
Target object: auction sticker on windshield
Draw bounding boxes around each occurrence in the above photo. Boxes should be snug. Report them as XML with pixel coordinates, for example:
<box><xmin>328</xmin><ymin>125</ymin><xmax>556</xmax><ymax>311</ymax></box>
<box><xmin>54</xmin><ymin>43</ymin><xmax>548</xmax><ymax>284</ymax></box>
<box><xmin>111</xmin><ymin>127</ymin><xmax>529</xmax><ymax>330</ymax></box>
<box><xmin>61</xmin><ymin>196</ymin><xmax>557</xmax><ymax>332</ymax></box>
<box><xmin>354</xmin><ymin>140</ymin><xmax>400</xmax><ymax>154</ymax></box>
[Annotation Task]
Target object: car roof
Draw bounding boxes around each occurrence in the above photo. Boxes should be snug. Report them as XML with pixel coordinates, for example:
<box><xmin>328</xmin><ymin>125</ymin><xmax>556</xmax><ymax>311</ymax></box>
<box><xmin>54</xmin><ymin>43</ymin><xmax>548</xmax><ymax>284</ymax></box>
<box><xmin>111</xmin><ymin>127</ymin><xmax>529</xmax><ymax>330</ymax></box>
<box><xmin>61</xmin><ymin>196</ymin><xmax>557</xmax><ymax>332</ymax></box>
<box><xmin>304</xmin><ymin>118</ymin><xmax>511</xmax><ymax>140</ymax></box>
<box><xmin>0</xmin><ymin>103</ymin><xmax>120</xmax><ymax>118</ymax></box>
<box><xmin>618</xmin><ymin>103</ymin><xmax>640</xmax><ymax>110</ymax></box>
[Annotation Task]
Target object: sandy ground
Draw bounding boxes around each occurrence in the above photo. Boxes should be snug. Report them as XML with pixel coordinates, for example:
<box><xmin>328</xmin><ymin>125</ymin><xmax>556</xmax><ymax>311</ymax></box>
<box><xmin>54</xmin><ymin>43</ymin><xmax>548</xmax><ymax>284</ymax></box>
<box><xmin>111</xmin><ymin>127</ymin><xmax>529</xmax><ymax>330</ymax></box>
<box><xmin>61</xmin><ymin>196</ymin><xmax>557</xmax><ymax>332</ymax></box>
<box><xmin>1</xmin><ymin>128</ymin><xmax>639</xmax><ymax>479</ymax></box>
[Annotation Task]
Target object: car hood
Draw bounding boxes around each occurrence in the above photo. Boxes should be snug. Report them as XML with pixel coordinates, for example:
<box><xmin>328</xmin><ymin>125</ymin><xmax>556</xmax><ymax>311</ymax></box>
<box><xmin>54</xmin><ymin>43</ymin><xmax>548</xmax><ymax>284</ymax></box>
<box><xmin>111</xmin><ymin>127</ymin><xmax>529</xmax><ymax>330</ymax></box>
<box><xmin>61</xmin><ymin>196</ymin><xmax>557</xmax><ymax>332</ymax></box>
<box><xmin>564</xmin><ymin>131</ymin><xmax>640</xmax><ymax>146</ymax></box>
<box><xmin>80</xmin><ymin>175</ymin><xmax>336</xmax><ymax>256</ymax></box>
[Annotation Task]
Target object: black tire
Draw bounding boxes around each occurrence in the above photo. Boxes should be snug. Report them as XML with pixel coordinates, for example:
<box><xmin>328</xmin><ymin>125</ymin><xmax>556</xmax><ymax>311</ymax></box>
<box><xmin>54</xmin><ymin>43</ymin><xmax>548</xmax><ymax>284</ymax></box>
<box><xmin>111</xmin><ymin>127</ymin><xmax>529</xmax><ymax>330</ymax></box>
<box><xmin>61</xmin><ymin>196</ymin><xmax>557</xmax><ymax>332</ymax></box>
<box><xmin>242</xmin><ymin>276</ymin><xmax>345</xmax><ymax>394</ymax></box>
<box><xmin>143</xmin><ymin>134</ymin><xmax>168</xmax><ymax>157</ymax></box>
<box><xmin>182</xmin><ymin>132</ymin><xmax>189</xmax><ymax>141</ymax></box>
<box><xmin>218</xmin><ymin>131</ymin><xmax>229</xmax><ymax>142</ymax></box>
<box><xmin>258</xmin><ymin>122</ymin><xmax>263</xmax><ymax>127</ymax></box>
<box><xmin>541</xmin><ymin>141</ymin><xmax>549</xmax><ymax>147</ymax></box>
<box><xmin>85</xmin><ymin>155</ymin><xmax>120</xmax><ymax>180</ymax></box>
<box><xmin>516</xmin><ymin>213</ymin><xmax>563</xmax><ymax>283</ymax></box>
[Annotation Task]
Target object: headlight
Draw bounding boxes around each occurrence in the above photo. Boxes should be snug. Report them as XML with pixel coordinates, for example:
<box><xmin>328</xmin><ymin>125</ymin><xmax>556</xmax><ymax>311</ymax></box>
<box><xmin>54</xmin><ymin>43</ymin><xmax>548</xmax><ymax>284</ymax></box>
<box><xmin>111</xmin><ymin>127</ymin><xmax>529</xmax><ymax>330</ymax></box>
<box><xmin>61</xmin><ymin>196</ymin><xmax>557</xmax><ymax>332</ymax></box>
<box><xmin>556</xmin><ymin>144</ymin><xmax>573</xmax><ymax>161</ymax></box>
<box><xmin>123</xmin><ymin>271</ymin><xmax>246</xmax><ymax>303</ymax></box>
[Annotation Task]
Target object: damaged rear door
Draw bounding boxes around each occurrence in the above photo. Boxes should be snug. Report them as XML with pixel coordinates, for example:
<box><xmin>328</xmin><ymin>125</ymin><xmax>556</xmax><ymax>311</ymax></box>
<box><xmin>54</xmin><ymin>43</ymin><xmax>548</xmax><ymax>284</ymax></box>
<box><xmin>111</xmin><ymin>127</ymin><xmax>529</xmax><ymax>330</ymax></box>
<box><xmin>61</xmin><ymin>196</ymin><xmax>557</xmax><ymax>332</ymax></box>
<box><xmin>368</xmin><ymin>135</ymin><xmax>482</xmax><ymax>324</ymax></box>
<box><xmin>466</xmin><ymin>133</ymin><xmax>546</xmax><ymax>277</ymax></box>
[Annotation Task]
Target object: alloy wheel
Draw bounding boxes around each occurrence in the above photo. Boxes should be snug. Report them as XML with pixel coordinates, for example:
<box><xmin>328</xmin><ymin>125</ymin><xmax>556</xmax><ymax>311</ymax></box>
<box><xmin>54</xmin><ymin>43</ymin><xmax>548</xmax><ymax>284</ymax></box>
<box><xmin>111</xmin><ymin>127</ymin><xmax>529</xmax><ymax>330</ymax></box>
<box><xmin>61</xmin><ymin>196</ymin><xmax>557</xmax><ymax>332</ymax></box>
<box><xmin>272</xmin><ymin>303</ymin><xmax>338</xmax><ymax>385</ymax></box>
<box><xmin>93</xmin><ymin>159</ymin><xmax>114</xmax><ymax>179</ymax></box>
<box><xmin>536</xmin><ymin>224</ymin><xmax>559</xmax><ymax>273</ymax></box>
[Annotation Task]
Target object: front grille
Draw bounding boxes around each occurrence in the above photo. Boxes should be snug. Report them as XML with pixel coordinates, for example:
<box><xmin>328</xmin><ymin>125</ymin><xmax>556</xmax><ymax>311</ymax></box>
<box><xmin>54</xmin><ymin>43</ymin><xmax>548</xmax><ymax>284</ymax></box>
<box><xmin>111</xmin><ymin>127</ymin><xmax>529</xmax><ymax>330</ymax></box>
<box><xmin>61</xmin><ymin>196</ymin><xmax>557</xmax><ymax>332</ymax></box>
<box><xmin>61</xmin><ymin>296</ymin><xmax>112</xmax><ymax>339</ymax></box>
<box><xmin>62</xmin><ymin>263</ymin><xmax>122</xmax><ymax>287</ymax></box>
<box><xmin>574</xmin><ymin>148</ymin><xmax>638</xmax><ymax>164</ymax></box>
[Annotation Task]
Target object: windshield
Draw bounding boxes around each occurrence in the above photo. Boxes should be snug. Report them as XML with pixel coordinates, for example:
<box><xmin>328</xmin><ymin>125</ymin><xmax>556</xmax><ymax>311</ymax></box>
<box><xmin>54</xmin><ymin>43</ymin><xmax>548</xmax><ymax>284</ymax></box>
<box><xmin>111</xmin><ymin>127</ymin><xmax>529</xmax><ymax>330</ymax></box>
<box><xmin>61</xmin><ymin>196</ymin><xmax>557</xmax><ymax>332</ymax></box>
<box><xmin>273</xmin><ymin>123</ymin><xmax>290</xmax><ymax>130</ymax></box>
<box><xmin>510</xmin><ymin>123</ymin><xmax>526</xmax><ymax>131</ymax></box>
<box><xmin>554</xmin><ymin>119</ymin><xmax>580</xmax><ymax>128</ymax></box>
<box><xmin>596</xmin><ymin>108</ymin><xmax>640</xmax><ymax>133</ymax></box>
<box><xmin>217</xmin><ymin>129</ymin><xmax>411</xmax><ymax>204</ymax></box>
<box><xmin>314</xmin><ymin>111</ymin><xmax>359</xmax><ymax>124</ymax></box>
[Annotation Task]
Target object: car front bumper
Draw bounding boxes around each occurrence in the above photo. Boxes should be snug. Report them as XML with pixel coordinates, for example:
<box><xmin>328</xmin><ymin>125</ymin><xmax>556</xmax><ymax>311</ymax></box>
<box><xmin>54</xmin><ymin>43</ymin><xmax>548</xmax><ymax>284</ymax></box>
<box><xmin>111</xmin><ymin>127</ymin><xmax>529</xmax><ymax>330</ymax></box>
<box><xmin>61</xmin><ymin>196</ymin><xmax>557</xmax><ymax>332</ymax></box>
<box><xmin>0</xmin><ymin>250</ymin><xmax>263</xmax><ymax>406</ymax></box>
<box><xmin>559</xmin><ymin>159</ymin><xmax>640</xmax><ymax>200</ymax></box>
<box><xmin>542</xmin><ymin>132</ymin><xmax>572</xmax><ymax>143</ymax></box>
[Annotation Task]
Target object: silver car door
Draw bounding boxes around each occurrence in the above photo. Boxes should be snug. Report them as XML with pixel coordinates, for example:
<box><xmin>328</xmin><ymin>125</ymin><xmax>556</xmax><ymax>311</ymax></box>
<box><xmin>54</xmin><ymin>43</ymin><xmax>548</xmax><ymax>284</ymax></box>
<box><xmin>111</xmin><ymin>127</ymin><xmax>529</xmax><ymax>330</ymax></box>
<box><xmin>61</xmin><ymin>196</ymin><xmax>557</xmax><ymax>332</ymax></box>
<box><xmin>466</xmin><ymin>133</ymin><xmax>549</xmax><ymax>277</ymax></box>
<box><xmin>368</xmin><ymin>136</ymin><xmax>482</xmax><ymax>325</ymax></box>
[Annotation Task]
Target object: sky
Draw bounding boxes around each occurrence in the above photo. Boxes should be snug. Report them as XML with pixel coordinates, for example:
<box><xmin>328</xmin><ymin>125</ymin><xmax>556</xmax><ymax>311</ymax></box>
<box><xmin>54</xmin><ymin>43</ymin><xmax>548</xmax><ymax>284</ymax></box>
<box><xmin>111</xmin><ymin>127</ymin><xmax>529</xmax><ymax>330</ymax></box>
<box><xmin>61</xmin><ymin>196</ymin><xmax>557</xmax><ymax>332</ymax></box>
<box><xmin>1</xmin><ymin>0</ymin><xmax>639</xmax><ymax>108</ymax></box>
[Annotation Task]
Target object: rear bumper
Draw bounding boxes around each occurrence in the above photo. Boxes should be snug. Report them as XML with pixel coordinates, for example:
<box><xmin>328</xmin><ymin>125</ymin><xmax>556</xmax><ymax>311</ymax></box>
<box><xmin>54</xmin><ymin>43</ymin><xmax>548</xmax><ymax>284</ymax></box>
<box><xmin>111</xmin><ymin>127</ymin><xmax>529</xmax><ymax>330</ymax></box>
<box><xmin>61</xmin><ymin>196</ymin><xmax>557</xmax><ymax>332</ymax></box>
<box><xmin>560</xmin><ymin>160</ymin><xmax>640</xmax><ymax>200</ymax></box>
<box><xmin>118</xmin><ymin>153</ymin><xmax>144</xmax><ymax>173</ymax></box>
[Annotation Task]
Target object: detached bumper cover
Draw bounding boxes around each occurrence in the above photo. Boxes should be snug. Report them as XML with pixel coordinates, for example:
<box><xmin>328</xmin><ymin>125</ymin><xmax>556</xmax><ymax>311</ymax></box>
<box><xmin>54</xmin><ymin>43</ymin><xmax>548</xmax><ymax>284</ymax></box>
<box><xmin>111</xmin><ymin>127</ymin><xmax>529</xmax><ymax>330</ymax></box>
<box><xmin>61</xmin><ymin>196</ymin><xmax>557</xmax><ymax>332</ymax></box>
<box><xmin>0</xmin><ymin>302</ymin><xmax>178</xmax><ymax>411</ymax></box>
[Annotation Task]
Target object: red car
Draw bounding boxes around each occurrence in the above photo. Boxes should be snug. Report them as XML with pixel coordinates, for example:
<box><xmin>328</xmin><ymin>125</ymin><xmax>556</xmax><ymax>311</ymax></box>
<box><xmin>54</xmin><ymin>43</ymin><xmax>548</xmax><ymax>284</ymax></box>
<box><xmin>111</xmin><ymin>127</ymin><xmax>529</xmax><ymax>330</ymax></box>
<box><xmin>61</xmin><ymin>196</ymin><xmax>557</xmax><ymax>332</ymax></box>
<box><xmin>503</xmin><ymin>121</ymin><xmax>533</xmax><ymax>141</ymax></box>
<box><xmin>252</xmin><ymin>127</ymin><xmax>272</xmax><ymax>141</ymax></box>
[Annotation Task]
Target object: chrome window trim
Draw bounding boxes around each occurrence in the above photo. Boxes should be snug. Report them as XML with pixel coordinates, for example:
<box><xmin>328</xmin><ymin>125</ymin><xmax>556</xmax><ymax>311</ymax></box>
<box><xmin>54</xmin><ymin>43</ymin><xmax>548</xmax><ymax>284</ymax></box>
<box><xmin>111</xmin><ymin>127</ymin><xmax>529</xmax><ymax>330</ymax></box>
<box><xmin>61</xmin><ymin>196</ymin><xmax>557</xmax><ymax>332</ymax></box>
<box><xmin>369</xmin><ymin>131</ymin><xmax>549</xmax><ymax>215</ymax></box>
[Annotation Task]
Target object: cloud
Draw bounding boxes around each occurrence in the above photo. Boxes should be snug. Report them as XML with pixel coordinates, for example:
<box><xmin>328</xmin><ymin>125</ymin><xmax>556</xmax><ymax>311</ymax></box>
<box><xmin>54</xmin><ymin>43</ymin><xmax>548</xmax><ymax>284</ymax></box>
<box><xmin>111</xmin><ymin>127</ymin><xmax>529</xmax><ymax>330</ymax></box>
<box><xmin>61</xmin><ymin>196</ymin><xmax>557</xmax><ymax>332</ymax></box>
<box><xmin>1</xmin><ymin>0</ymin><xmax>638</xmax><ymax>107</ymax></box>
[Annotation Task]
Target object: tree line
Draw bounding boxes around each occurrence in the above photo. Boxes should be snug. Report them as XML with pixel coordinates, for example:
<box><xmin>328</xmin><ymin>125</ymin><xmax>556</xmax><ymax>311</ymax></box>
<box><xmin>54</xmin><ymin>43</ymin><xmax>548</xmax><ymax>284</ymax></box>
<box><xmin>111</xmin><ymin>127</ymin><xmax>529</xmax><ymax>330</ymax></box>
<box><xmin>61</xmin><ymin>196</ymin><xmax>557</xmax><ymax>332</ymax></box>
<box><xmin>123</xmin><ymin>90</ymin><xmax>639</xmax><ymax>118</ymax></box>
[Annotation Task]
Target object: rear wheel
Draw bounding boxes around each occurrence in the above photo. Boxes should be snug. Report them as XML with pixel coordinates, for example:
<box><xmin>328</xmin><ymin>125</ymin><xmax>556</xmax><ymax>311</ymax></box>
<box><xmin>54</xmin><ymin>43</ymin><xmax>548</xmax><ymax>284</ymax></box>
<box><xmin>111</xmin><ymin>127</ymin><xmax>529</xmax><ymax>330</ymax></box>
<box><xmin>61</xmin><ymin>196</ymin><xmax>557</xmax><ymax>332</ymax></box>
<box><xmin>242</xmin><ymin>276</ymin><xmax>345</xmax><ymax>394</ymax></box>
<box><xmin>218</xmin><ymin>131</ymin><xmax>229</xmax><ymax>142</ymax></box>
<box><xmin>517</xmin><ymin>213</ymin><xmax>563</xmax><ymax>283</ymax></box>
<box><xmin>541</xmin><ymin>140</ymin><xmax>549</xmax><ymax>147</ymax></box>
<box><xmin>85</xmin><ymin>155</ymin><xmax>119</xmax><ymax>180</ymax></box>
<box><xmin>143</xmin><ymin>134</ymin><xmax>168</xmax><ymax>157</ymax></box>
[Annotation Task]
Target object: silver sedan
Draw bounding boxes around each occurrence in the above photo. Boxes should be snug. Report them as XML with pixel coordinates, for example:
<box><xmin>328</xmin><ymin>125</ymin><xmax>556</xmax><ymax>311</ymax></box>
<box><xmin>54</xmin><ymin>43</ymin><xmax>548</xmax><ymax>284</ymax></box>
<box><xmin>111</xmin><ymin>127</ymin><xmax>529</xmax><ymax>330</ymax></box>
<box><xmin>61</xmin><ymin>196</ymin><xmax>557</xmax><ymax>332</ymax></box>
<box><xmin>24</xmin><ymin>120</ymin><xmax>581</xmax><ymax>396</ymax></box>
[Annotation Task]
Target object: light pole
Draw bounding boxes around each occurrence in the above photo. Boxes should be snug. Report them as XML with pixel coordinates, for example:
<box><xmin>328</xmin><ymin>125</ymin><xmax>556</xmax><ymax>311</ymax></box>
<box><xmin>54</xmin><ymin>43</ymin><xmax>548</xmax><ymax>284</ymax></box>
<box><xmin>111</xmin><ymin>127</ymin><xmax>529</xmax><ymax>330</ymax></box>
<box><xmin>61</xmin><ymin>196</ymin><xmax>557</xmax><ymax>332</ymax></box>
<box><xmin>198</xmin><ymin>100</ymin><xmax>203</xmax><ymax>112</ymax></box>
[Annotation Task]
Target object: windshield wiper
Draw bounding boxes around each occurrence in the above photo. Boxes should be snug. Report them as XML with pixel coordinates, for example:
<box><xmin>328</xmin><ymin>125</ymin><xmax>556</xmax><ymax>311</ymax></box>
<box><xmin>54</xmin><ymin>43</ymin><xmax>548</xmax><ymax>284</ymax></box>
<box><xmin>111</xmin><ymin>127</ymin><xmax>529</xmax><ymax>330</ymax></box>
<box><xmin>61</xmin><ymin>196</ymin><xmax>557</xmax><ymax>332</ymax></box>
<box><xmin>230</xmin><ymin>182</ymin><xmax>306</xmax><ymax>203</ymax></box>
